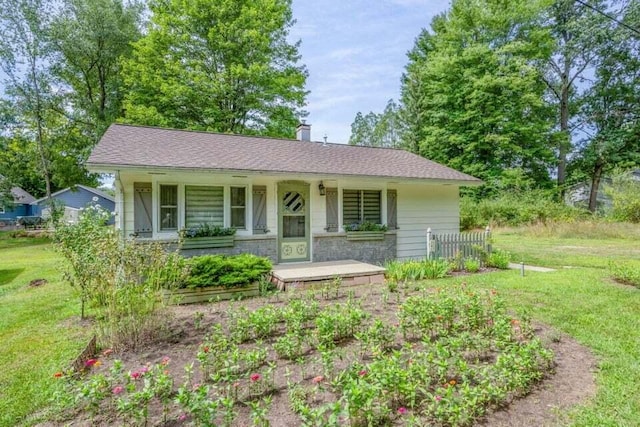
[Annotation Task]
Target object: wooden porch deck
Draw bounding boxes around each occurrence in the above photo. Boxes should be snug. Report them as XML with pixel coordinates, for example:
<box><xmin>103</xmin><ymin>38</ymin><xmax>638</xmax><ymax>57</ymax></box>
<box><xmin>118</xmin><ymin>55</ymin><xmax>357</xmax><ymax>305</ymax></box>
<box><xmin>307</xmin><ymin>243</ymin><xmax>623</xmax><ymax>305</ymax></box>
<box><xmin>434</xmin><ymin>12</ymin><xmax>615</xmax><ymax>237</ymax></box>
<box><xmin>270</xmin><ymin>260</ymin><xmax>386</xmax><ymax>291</ymax></box>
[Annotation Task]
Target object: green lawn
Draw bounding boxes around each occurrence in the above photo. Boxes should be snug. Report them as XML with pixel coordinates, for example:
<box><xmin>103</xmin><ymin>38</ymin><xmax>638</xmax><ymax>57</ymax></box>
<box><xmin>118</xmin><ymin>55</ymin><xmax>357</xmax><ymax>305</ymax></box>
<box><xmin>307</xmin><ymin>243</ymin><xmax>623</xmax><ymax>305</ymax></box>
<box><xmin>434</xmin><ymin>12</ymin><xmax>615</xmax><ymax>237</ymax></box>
<box><xmin>0</xmin><ymin>232</ymin><xmax>89</xmax><ymax>427</ymax></box>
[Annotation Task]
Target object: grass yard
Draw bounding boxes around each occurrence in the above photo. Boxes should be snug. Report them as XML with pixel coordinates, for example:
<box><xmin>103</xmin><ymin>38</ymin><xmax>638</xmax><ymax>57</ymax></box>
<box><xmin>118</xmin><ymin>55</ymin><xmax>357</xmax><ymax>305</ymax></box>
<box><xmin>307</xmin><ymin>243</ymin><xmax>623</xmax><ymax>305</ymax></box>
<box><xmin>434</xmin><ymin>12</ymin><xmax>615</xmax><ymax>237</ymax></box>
<box><xmin>0</xmin><ymin>232</ymin><xmax>89</xmax><ymax>427</ymax></box>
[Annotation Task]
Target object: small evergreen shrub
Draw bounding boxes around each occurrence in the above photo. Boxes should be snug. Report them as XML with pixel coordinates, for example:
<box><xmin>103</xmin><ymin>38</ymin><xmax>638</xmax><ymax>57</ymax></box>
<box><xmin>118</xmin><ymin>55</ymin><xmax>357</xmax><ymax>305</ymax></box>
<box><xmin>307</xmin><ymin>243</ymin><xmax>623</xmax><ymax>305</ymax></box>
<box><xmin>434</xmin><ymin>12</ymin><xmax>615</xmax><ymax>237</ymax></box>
<box><xmin>183</xmin><ymin>254</ymin><xmax>272</xmax><ymax>289</ymax></box>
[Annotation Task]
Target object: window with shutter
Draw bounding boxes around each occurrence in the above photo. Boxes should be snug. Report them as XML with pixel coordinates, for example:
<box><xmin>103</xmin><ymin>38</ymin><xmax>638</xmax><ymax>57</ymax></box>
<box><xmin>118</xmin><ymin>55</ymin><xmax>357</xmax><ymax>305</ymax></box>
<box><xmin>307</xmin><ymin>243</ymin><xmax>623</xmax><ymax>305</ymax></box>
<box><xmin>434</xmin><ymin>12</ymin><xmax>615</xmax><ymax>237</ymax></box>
<box><xmin>252</xmin><ymin>186</ymin><xmax>267</xmax><ymax>234</ymax></box>
<box><xmin>230</xmin><ymin>186</ymin><xmax>246</xmax><ymax>229</ymax></box>
<box><xmin>185</xmin><ymin>186</ymin><xmax>223</xmax><ymax>228</ymax></box>
<box><xmin>342</xmin><ymin>189</ymin><xmax>382</xmax><ymax>225</ymax></box>
<box><xmin>325</xmin><ymin>188</ymin><xmax>338</xmax><ymax>232</ymax></box>
<box><xmin>159</xmin><ymin>184</ymin><xmax>178</xmax><ymax>231</ymax></box>
<box><xmin>387</xmin><ymin>189</ymin><xmax>397</xmax><ymax>230</ymax></box>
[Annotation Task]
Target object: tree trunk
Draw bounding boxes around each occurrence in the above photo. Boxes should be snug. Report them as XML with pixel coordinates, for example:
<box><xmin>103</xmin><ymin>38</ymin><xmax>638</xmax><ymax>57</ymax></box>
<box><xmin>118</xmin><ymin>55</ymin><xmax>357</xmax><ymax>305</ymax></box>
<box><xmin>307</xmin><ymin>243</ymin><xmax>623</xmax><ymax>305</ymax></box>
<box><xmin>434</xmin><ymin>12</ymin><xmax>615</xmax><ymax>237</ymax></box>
<box><xmin>588</xmin><ymin>161</ymin><xmax>604</xmax><ymax>213</ymax></box>
<box><xmin>557</xmin><ymin>55</ymin><xmax>571</xmax><ymax>195</ymax></box>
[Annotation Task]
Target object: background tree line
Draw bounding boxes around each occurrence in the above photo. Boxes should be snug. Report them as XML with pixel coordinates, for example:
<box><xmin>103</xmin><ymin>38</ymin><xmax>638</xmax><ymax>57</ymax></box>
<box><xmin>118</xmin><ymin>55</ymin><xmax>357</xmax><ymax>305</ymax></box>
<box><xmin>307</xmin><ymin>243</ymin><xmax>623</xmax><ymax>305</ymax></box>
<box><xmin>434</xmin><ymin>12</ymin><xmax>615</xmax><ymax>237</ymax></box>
<box><xmin>0</xmin><ymin>0</ymin><xmax>307</xmax><ymax>203</ymax></box>
<box><xmin>349</xmin><ymin>0</ymin><xmax>640</xmax><ymax>212</ymax></box>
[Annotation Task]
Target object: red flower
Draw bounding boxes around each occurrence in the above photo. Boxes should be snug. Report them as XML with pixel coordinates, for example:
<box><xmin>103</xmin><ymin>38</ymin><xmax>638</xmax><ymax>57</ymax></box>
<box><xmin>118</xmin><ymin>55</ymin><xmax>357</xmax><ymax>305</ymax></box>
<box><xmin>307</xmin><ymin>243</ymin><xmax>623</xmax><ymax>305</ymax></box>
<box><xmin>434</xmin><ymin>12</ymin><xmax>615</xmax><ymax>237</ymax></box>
<box><xmin>85</xmin><ymin>359</ymin><xmax>98</xmax><ymax>368</ymax></box>
<box><xmin>397</xmin><ymin>407</ymin><xmax>408</xmax><ymax>415</ymax></box>
<box><xmin>112</xmin><ymin>385</ymin><xmax>124</xmax><ymax>395</ymax></box>
<box><xmin>358</xmin><ymin>370</ymin><xmax>367</xmax><ymax>377</ymax></box>
<box><xmin>53</xmin><ymin>372</ymin><xmax>63</xmax><ymax>378</ymax></box>
<box><xmin>250</xmin><ymin>373</ymin><xmax>261</xmax><ymax>382</ymax></box>
<box><xmin>131</xmin><ymin>371</ymin><xmax>141</xmax><ymax>380</ymax></box>
<box><xmin>203</xmin><ymin>346</ymin><xmax>210</xmax><ymax>353</ymax></box>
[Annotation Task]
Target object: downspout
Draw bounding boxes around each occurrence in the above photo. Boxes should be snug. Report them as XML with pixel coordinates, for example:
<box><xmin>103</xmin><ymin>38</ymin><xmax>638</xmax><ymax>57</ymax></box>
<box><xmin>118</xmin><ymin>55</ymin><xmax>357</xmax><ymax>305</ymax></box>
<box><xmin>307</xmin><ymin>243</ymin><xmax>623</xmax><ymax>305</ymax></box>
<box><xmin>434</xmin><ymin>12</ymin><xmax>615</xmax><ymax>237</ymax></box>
<box><xmin>115</xmin><ymin>170</ymin><xmax>125</xmax><ymax>238</ymax></box>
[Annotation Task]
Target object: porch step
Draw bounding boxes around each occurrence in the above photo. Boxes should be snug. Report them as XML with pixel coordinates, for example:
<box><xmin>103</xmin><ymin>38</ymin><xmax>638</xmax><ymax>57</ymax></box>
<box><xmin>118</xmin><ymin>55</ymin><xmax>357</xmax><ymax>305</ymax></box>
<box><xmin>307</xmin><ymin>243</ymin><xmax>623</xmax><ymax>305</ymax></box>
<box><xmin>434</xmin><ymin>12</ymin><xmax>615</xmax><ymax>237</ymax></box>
<box><xmin>270</xmin><ymin>260</ymin><xmax>386</xmax><ymax>291</ymax></box>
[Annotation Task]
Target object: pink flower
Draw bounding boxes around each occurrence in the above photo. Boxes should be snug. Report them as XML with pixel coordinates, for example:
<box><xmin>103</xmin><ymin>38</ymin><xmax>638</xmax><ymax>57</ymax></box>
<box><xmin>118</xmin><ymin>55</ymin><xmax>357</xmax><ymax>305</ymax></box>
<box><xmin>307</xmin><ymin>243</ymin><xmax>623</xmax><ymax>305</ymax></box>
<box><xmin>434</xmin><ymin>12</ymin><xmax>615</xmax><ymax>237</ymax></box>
<box><xmin>161</xmin><ymin>356</ymin><xmax>171</xmax><ymax>365</ymax></box>
<box><xmin>435</xmin><ymin>395</ymin><xmax>442</xmax><ymax>402</ymax></box>
<box><xmin>102</xmin><ymin>348</ymin><xmax>113</xmax><ymax>356</ymax></box>
<box><xmin>85</xmin><ymin>358</ymin><xmax>98</xmax><ymax>368</ymax></box>
<box><xmin>358</xmin><ymin>370</ymin><xmax>367</xmax><ymax>377</ymax></box>
<box><xmin>139</xmin><ymin>366</ymin><xmax>149</xmax><ymax>374</ymax></box>
<box><xmin>250</xmin><ymin>373</ymin><xmax>261</xmax><ymax>382</ymax></box>
<box><xmin>312</xmin><ymin>375</ymin><xmax>324</xmax><ymax>384</ymax></box>
<box><xmin>178</xmin><ymin>413</ymin><xmax>187</xmax><ymax>421</ymax></box>
<box><xmin>130</xmin><ymin>371</ymin><xmax>141</xmax><ymax>380</ymax></box>
<box><xmin>192</xmin><ymin>383</ymin><xmax>201</xmax><ymax>391</ymax></box>
<box><xmin>397</xmin><ymin>407</ymin><xmax>408</xmax><ymax>415</ymax></box>
<box><xmin>112</xmin><ymin>385</ymin><xmax>124</xmax><ymax>395</ymax></box>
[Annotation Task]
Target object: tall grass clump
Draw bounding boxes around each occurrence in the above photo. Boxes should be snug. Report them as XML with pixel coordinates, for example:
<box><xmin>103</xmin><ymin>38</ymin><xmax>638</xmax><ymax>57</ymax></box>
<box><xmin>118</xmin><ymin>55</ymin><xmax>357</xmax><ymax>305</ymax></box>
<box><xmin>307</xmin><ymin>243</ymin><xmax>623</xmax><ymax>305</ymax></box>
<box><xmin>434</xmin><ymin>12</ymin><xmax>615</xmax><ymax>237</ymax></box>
<box><xmin>609</xmin><ymin>261</ymin><xmax>640</xmax><ymax>288</ymax></box>
<box><xmin>384</xmin><ymin>259</ymin><xmax>453</xmax><ymax>282</ymax></box>
<box><xmin>461</xmin><ymin>190</ymin><xmax>589</xmax><ymax>230</ymax></box>
<box><xmin>55</xmin><ymin>204</ymin><xmax>187</xmax><ymax>350</ymax></box>
<box><xmin>517</xmin><ymin>220</ymin><xmax>640</xmax><ymax>240</ymax></box>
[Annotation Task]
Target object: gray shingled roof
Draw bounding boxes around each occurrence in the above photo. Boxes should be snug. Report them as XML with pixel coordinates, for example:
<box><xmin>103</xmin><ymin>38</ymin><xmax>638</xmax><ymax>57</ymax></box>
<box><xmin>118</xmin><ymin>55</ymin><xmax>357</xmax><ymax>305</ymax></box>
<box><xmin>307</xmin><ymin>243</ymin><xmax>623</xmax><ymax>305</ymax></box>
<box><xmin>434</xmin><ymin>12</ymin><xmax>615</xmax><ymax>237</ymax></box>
<box><xmin>87</xmin><ymin>124</ymin><xmax>482</xmax><ymax>184</ymax></box>
<box><xmin>10</xmin><ymin>186</ymin><xmax>36</xmax><ymax>204</ymax></box>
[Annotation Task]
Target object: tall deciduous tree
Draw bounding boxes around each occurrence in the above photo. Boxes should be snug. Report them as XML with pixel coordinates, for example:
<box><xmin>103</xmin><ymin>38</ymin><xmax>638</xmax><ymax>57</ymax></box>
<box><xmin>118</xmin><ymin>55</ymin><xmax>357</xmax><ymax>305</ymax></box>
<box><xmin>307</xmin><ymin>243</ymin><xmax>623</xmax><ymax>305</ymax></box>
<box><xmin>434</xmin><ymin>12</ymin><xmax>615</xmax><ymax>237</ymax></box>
<box><xmin>539</xmin><ymin>0</ymin><xmax>610</xmax><ymax>193</ymax></box>
<box><xmin>349</xmin><ymin>99</ymin><xmax>404</xmax><ymax>148</ymax></box>
<box><xmin>574</xmin><ymin>1</ymin><xmax>640</xmax><ymax>211</ymax></box>
<box><xmin>121</xmin><ymin>0</ymin><xmax>308</xmax><ymax>137</ymax></box>
<box><xmin>50</xmin><ymin>0</ymin><xmax>143</xmax><ymax>140</ymax></box>
<box><xmin>400</xmin><ymin>0</ymin><xmax>555</xmax><ymax>194</ymax></box>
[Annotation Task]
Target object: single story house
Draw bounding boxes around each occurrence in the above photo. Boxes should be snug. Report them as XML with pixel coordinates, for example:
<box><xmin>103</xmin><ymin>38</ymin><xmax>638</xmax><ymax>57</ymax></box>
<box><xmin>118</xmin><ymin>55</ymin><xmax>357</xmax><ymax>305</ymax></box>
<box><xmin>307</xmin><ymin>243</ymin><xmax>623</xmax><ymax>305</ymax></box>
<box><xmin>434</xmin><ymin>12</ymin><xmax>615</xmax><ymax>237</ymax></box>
<box><xmin>31</xmin><ymin>185</ymin><xmax>116</xmax><ymax>224</ymax></box>
<box><xmin>87</xmin><ymin>123</ymin><xmax>482</xmax><ymax>264</ymax></box>
<box><xmin>0</xmin><ymin>186</ymin><xmax>36</xmax><ymax>225</ymax></box>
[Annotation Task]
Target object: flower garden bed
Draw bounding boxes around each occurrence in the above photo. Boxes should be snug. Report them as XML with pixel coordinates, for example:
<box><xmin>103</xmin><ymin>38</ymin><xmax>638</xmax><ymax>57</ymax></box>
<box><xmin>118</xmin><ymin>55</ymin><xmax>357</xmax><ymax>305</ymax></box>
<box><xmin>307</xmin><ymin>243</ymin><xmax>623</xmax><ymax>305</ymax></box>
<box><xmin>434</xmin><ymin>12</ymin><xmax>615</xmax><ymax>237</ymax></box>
<box><xmin>52</xmin><ymin>282</ymin><xmax>560</xmax><ymax>426</ymax></box>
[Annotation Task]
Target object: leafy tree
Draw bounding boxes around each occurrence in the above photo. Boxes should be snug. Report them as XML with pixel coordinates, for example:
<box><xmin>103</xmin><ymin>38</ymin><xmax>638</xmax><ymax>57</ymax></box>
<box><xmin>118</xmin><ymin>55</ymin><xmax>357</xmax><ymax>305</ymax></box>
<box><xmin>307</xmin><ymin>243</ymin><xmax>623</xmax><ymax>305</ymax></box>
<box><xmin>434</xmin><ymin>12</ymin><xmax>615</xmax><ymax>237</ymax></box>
<box><xmin>121</xmin><ymin>0</ymin><xmax>308</xmax><ymax>137</ymax></box>
<box><xmin>573</xmin><ymin>1</ymin><xmax>640</xmax><ymax>211</ymax></box>
<box><xmin>538</xmin><ymin>0</ymin><xmax>610</xmax><ymax>192</ymax></box>
<box><xmin>400</xmin><ymin>0</ymin><xmax>555</xmax><ymax>194</ymax></box>
<box><xmin>50</xmin><ymin>0</ymin><xmax>143</xmax><ymax>140</ymax></box>
<box><xmin>349</xmin><ymin>99</ymin><xmax>404</xmax><ymax>148</ymax></box>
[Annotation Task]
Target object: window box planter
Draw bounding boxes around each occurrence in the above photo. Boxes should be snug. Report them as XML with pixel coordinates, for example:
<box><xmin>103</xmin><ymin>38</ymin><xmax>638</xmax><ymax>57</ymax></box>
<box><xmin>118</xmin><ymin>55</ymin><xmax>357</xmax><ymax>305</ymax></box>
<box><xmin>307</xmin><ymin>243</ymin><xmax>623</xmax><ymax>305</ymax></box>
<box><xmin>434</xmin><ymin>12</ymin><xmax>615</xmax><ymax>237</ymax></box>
<box><xmin>346</xmin><ymin>231</ymin><xmax>386</xmax><ymax>241</ymax></box>
<box><xmin>163</xmin><ymin>282</ymin><xmax>260</xmax><ymax>304</ymax></box>
<box><xmin>182</xmin><ymin>235</ymin><xmax>235</xmax><ymax>249</ymax></box>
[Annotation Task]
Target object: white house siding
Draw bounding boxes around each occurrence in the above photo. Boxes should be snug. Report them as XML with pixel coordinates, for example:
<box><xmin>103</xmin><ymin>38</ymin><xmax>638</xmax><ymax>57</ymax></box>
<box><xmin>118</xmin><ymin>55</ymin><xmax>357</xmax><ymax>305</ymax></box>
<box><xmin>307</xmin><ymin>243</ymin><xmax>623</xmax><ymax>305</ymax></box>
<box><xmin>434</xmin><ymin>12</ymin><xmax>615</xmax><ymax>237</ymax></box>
<box><xmin>395</xmin><ymin>184</ymin><xmax>459</xmax><ymax>260</ymax></box>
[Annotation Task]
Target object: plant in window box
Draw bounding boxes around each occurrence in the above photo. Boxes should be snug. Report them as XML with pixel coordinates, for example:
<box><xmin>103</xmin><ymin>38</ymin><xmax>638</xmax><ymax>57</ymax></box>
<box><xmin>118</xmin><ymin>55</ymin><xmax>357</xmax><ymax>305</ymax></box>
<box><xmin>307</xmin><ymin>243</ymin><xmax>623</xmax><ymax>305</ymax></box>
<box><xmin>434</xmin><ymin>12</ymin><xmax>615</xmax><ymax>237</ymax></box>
<box><xmin>180</xmin><ymin>223</ymin><xmax>237</xmax><ymax>249</ymax></box>
<box><xmin>344</xmin><ymin>222</ymin><xmax>388</xmax><ymax>241</ymax></box>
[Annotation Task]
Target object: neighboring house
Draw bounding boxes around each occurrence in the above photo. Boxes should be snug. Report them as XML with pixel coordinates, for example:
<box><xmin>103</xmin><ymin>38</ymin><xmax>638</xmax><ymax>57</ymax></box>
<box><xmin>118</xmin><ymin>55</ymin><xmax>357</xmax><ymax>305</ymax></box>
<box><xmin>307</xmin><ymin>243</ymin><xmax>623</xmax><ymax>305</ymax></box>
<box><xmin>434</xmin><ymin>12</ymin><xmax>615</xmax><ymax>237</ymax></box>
<box><xmin>87</xmin><ymin>123</ymin><xmax>482</xmax><ymax>264</ymax></box>
<box><xmin>566</xmin><ymin>170</ymin><xmax>640</xmax><ymax>210</ymax></box>
<box><xmin>31</xmin><ymin>185</ymin><xmax>116</xmax><ymax>224</ymax></box>
<box><xmin>0</xmin><ymin>186</ymin><xmax>36</xmax><ymax>224</ymax></box>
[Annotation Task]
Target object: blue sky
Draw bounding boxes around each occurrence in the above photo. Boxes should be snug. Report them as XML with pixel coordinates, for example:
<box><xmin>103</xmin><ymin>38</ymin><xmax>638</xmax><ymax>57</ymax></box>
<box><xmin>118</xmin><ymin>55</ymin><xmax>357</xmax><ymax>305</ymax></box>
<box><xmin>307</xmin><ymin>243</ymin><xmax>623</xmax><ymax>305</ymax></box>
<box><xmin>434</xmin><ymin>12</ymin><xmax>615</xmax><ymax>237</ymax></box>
<box><xmin>290</xmin><ymin>0</ymin><xmax>451</xmax><ymax>143</ymax></box>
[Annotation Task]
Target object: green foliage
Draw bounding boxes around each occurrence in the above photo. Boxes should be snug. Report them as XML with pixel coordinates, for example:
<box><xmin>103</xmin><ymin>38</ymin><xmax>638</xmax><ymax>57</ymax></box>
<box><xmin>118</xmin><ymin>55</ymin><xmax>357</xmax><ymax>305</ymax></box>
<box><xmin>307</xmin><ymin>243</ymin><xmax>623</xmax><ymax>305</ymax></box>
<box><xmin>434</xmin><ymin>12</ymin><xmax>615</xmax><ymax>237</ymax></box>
<box><xmin>486</xmin><ymin>249</ymin><xmax>511</xmax><ymax>270</ymax></box>
<box><xmin>121</xmin><ymin>0</ymin><xmax>307</xmax><ymax>137</ymax></box>
<box><xmin>384</xmin><ymin>259</ymin><xmax>453</xmax><ymax>282</ymax></box>
<box><xmin>463</xmin><ymin>258</ymin><xmax>481</xmax><ymax>273</ymax></box>
<box><xmin>349</xmin><ymin>99</ymin><xmax>404</xmax><ymax>148</ymax></box>
<box><xmin>55</xmin><ymin>204</ymin><xmax>187</xmax><ymax>349</ymax></box>
<box><xmin>400</xmin><ymin>0</ymin><xmax>554</xmax><ymax>193</ymax></box>
<box><xmin>181</xmin><ymin>223</ymin><xmax>237</xmax><ymax>238</ymax></box>
<box><xmin>184</xmin><ymin>254</ymin><xmax>272</xmax><ymax>289</ymax></box>
<box><xmin>604</xmin><ymin>171</ymin><xmax>640</xmax><ymax>223</ymax></box>
<box><xmin>461</xmin><ymin>191</ymin><xmax>589</xmax><ymax>229</ymax></box>
<box><xmin>609</xmin><ymin>261</ymin><xmax>640</xmax><ymax>288</ymax></box>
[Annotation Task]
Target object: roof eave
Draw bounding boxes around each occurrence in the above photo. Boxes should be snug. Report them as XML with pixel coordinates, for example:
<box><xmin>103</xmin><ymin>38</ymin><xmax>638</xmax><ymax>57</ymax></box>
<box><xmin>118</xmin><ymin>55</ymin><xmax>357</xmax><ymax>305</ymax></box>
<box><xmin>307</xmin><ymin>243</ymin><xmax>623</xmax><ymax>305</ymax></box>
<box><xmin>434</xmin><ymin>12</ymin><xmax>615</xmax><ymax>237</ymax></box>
<box><xmin>86</xmin><ymin>163</ymin><xmax>484</xmax><ymax>187</ymax></box>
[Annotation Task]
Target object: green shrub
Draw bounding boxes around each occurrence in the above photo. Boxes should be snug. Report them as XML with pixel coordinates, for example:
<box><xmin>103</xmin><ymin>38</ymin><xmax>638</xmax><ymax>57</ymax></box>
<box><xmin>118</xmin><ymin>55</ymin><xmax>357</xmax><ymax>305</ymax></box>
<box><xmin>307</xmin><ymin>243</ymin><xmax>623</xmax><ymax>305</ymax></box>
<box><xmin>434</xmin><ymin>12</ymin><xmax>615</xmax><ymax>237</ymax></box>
<box><xmin>384</xmin><ymin>259</ymin><xmax>452</xmax><ymax>282</ymax></box>
<box><xmin>464</xmin><ymin>258</ymin><xmax>481</xmax><ymax>273</ymax></box>
<box><xmin>184</xmin><ymin>254</ymin><xmax>272</xmax><ymax>289</ymax></box>
<box><xmin>343</xmin><ymin>221</ymin><xmax>388</xmax><ymax>232</ymax></box>
<box><xmin>609</xmin><ymin>261</ymin><xmax>640</xmax><ymax>288</ymax></box>
<box><xmin>486</xmin><ymin>249</ymin><xmax>511</xmax><ymax>269</ymax></box>
<box><xmin>604</xmin><ymin>171</ymin><xmax>640</xmax><ymax>223</ymax></box>
<box><xmin>461</xmin><ymin>190</ymin><xmax>589</xmax><ymax>230</ymax></box>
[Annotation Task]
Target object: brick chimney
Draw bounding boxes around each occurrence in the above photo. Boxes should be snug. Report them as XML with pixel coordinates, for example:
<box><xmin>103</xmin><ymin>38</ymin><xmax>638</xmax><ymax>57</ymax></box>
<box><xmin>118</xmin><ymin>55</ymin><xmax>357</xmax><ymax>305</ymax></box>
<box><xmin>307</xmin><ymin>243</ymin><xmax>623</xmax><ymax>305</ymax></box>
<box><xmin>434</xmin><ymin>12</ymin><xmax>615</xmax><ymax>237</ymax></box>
<box><xmin>296</xmin><ymin>121</ymin><xmax>311</xmax><ymax>142</ymax></box>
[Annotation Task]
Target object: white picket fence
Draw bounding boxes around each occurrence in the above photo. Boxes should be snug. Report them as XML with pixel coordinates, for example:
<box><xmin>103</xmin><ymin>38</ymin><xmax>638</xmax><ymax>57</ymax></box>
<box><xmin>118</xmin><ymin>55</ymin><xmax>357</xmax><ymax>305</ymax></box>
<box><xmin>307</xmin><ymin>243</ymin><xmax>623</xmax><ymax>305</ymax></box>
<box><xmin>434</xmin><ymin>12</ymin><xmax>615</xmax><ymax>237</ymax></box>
<box><xmin>426</xmin><ymin>227</ymin><xmax>492</xmax><ymax>260</ymax></box>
